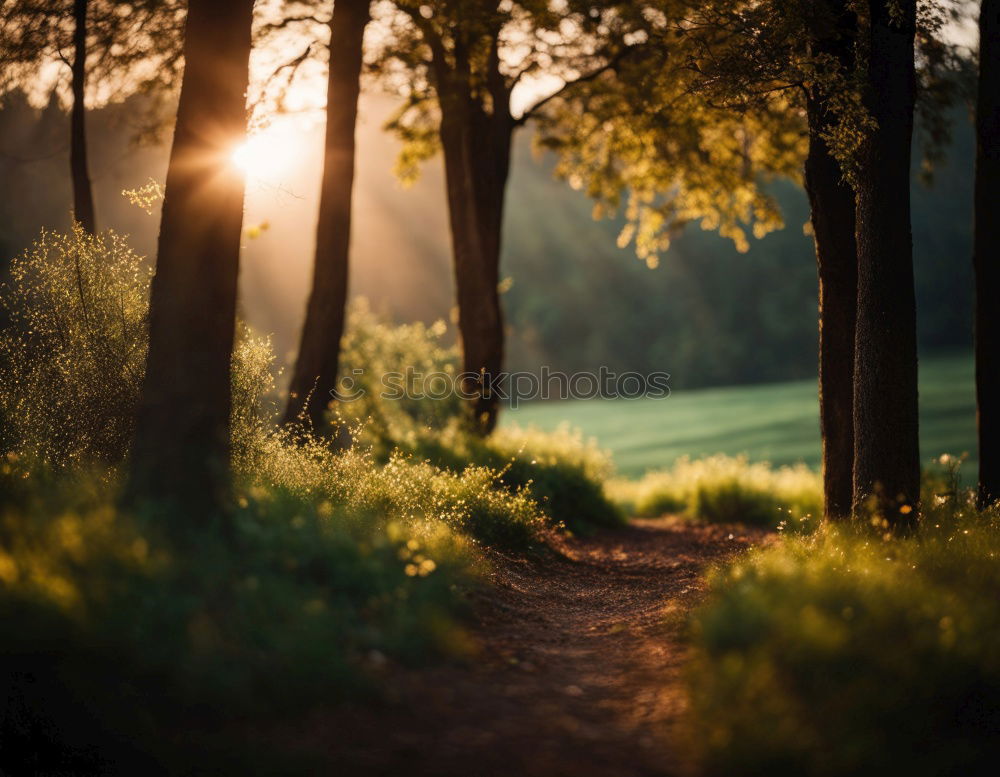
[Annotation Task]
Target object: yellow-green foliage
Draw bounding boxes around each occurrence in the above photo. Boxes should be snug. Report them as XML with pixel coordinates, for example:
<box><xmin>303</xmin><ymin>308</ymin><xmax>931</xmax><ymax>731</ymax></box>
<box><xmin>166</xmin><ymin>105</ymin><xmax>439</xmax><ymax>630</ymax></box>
<box><xmin>335</xmin><ymin>298</ymin><xmax>464</xmax><ymax>437</ymax></box>
<box><xmin>0</xmin><ymin>226</ymin><xmax>273</xmax><ymax>467</ymax></box>
<box><xmin>0</xmin><ymin>226</ymin><xmax>148</xmax><ymax>465</ymax></box>
<box><xmin>0</xmin><ymin>228</ymin><xmax>552</xmax><ymax>770</ymax></box>
<box><xmin>0</xmin><ymin>458</ymin><xmax>477</xmax><ymax>773</ymax></box>
<box><xmin>236</xmin><ymin>427</ymin><xmax>547</xmax><ymax>552</ymax></box>
<box><xmin>479</xmin><ymin>424</ymin><xmax>623</xmax><ymax>533</ymax></box>
<box><xmin>377</xmin><ymin>421</ymin><xmax>625</xmax><ymax>534</ymax></box>
<box><xmin>335</xmin><ymin>302</ymin><xmax>623</xmax><ymax>533</ymax></box>
<box><xmin>686</xmin><ymin>500</ymin><xmax>1000</xmax><ymax>776</ymax></box>
<box><xmin>608</xmin><ymin>454</ymin><xmax>821</xmax><ymax>528</ymax></box>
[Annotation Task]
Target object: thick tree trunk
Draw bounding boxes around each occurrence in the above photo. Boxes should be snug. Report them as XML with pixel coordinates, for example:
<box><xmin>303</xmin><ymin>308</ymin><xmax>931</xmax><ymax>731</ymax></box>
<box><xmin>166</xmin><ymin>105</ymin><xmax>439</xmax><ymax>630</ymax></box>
<box><xmin>127</xmin><ymin>0</ymin><xmax>253</xmax><ymax>521</ymax></box>
<box><xmin>804</xmin><ymin>0</ymin><xmax>857</xmax><ymax>520</ymax></box>
<box><xmin>70</xmin><ymin>0</ymin><xmax>96</xmax><ymax>233</ymax></box>
<box><xmin>284</xmin><ymin>0</ymin><xmax>370</xmax><ymax>430</ymax></box>
<box><xmin>852</xmin><ymin>0</ymin><xmax>920</xmax><ymax>523</ymax></box>
<box><xmin>430</xmin><ymin>33</ymin><xmax>513</xmax><ymax>437</ymax></box>
<box><xmin>439</xmin><ymin>106</ymin><xmax>512</xmax><ymax>435</ymax></box>
<box><xmin>975</xmin><ymin>0</ymin><xmax>1000</xmax><ymax>508</ymax></box>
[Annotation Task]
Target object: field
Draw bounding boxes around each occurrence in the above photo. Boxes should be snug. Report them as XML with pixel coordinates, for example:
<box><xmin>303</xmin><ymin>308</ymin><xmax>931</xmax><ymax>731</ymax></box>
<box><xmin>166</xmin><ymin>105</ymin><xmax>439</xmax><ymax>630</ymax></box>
<box><xmin>505</xmin><ymin>351</ymin><xmax>977</xmax><ymax>479</ymax></box>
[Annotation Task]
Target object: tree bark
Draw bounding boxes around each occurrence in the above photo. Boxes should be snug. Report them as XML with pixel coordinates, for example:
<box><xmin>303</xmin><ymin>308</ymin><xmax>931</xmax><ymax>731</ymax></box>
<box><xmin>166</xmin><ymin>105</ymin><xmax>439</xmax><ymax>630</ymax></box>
<box><xmin>435</xmin><ymin>39</ymin><xmax>512</xmax><ymax>436</ymax></box>
<box><xmin>852</xmin><ymin>0</ymin><xmax>920</xmax><ymax>523</ymax></box>
<box><xmin>70</xmin><ymin>0</ymin><xmax>96</xmax><ymax>233</ymax></box>
<box><xmin>127</xmin><ymin>0</ymin><xmax>253</xmax><ymax>522</ymax></box>
<box><xmin>804</xmin><ymin>0</ymin><xmax>858</xmax><ymax>520</ymax></box>
<box><xmin>284</xmin><ymin>0</ymin><xmax>371</xmax><ymax>430</ymax></box>
<box><xmin>975</xmin><ymin>0</ymin><xmax>1000</xmax><ymax>508</ymax></box>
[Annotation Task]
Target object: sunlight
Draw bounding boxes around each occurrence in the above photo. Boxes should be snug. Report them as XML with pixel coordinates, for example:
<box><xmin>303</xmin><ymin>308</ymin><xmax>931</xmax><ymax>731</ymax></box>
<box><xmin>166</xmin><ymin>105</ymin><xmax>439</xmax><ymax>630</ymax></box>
<box><xmin>231</xmin><ymin>120</ymin><xmax>307</xmax><ymax>183</ymax></box>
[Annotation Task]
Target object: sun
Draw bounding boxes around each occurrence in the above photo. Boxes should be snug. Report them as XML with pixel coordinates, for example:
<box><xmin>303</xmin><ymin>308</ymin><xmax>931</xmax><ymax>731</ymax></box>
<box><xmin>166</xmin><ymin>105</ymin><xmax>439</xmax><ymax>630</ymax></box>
<box><xmin>231</xmin><ymin>120</ymin><xmax>305</xmax><ymax>183</ymax></box>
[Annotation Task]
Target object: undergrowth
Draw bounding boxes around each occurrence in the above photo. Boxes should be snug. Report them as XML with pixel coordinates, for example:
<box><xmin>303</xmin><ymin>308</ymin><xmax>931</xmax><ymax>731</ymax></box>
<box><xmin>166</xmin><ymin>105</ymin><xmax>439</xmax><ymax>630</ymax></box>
<box><xmin>0</xmin><ymin>227</ymin><xmax>554</xmax><ymax>772</ymax></box>
<box><xmin>685</xmin><ymin>465</ymin><xmax>1000</xmax><ymax>776</ymax></box>
<box><xmin>608</xmin><ymin>454</ymin><xmax>822</xmax><ymax>529</ymax></box>
<box><xmin>335</xmin><ymin>300</ymin><xmax>623</xmax><ymax>533</ymax></box>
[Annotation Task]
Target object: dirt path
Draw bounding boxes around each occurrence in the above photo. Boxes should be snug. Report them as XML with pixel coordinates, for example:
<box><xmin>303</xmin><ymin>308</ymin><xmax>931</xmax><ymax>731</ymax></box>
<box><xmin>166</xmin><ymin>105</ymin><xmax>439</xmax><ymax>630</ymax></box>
<box><xmin>287</xmin><ymin>518</ymin><xmax>768</xmax><ymax>776</ymax></box>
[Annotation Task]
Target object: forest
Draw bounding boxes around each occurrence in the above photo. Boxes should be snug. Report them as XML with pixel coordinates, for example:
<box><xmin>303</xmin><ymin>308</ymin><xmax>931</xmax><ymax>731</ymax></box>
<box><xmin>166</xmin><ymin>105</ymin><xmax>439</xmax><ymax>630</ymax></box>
<box><xmin>0</xmin><ymin>0</ymin><xmax>997</xmax><ymax>775</ymax></box>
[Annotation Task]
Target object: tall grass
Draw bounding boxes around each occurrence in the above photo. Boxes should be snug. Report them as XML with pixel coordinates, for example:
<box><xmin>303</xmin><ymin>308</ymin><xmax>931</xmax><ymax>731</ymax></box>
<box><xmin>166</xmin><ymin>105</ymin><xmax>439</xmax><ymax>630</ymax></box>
<box><xmin>685</xmin><ymin>483</ymin><xmax>1000</xmax><ymax>776</ymax></box>
<box><xmin>0</xmin><ymin>225</ymin><xmax>269</xmax><ymax>467</ymax></box>
<box><xmin>0</xmin><ymin>227</ymin><xmax>555</xmax><ymax>771</ymax></box>
<box><xmin>608</xmin><ymin>454</ymin><xmax>822</xmax><ymax>528</ymax></box>
<box><xmin>335</xmin><ymin>300</ymin><xmax>624</xmax><ymax>533</ymax></box>
<box><xmin>0</xmin><ymin>458</ymin><xmax>480</xmax><ymax>774</ymax></box>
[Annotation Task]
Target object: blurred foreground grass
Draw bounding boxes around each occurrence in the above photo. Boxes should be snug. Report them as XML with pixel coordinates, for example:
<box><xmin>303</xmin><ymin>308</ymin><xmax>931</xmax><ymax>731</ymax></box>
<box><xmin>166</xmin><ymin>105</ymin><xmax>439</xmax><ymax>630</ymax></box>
<box><xmin>0</xmin><ymin>226</ymin><xmax>992</xmax><ymax>774</ymax></box>
<box><xmin>0</xmin><ymin>228</ymin><xmax>574</xmax><ymax>773</ymax></box>
<box><xmin>686</xmin><ymin>474</ymin><xmax>1000</xmax><ymax>776</ymax></box>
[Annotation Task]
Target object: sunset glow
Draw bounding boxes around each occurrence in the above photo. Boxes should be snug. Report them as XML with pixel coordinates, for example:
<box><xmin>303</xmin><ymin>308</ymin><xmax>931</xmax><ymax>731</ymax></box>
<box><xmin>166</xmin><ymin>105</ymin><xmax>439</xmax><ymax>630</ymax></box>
<box><xmin>231</xmin><ymin>121</ymin><xmax>308</xmax><ymax>183</ymax></box>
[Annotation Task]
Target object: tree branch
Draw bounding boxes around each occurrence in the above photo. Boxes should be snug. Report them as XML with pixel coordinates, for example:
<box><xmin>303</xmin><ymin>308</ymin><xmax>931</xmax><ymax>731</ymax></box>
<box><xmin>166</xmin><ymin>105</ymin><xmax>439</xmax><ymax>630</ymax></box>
<box><xmin>514</xmin><ymin>46</ymin><xmax>639</xmax><ymax>126</ymax></box>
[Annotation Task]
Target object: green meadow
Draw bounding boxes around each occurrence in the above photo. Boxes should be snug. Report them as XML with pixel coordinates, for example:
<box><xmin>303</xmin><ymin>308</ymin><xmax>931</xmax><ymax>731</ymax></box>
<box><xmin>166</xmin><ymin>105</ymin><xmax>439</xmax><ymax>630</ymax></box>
<box><xmin>505</xmin><ymin>351</ymin><xmax>977</xmax><ymax>479</ymax></box>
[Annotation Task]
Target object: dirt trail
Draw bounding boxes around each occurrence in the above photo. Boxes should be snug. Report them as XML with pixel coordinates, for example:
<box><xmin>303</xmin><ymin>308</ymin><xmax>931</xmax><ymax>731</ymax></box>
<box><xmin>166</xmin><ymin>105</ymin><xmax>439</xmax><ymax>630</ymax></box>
<box><xmin>291</xmin><ymin>518</ymin><xmax>768</xmax><ymax>776</ymax></box>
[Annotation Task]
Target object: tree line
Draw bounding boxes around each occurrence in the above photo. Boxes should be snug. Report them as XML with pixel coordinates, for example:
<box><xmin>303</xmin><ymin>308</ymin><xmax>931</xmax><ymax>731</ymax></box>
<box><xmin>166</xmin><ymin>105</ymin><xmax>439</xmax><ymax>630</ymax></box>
<box><xmin>0</xmin><ymin>0</ymin><xmax>996</xmax><ymax>528</ymax></box>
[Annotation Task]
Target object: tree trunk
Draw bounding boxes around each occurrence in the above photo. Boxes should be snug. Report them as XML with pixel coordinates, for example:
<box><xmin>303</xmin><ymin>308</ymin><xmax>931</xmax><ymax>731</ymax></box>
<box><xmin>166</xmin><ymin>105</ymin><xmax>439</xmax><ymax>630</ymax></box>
<box><xmin>852</xmin><ymin>0</ymin><xmax>920</xmax><ymax>523</ymax></box>
<box><xmin>70</xmin><ymin>0</ymin><xmax>96</xmax><ymax>233</ymax></box>
<box><xmin>127</xmin><ymin>0</ymin><xmax>254</xmax><ymax>522</ymax></box>
<box><xmin>439</xmin><ymin>105</ymin><xmax>512</xmax><ymax>435</ymax></box>
<box><xmin>804</xmin><ymin>0</ymin><xmax>857</xmax><ymax>520</ymax></box>
<box><xmin>432</xmin><ymin>34</ymin><xmax>512</xmax><ymax>436</ymax></box>
<box><xmin>284</xmin><ymin>0</ymin><xmax>371</xmax><ymax>431</ymax></box>
<box><xmin>975</xmin><ymin>0</ymin><xmax>1000</xmax><ymax>508</ymax></box>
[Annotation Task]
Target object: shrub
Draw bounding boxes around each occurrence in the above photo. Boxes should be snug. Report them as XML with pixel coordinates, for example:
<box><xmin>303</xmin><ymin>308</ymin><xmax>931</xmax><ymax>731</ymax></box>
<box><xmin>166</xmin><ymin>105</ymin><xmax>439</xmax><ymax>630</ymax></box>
<box><xmin>0</xmin><ymin>463</ymin><xmax>476</xmax><ymax>774</ymax></box>
<box><xmin>335</xmin><ymin>299</ymin><xmax>465</xmax><ymax>438</ymax></box>
<box><xmin>0</xmin><ymin>228</ymin><xmax>550</xmax><ymax>771</ymax></box>
<box><xmin>685</xmin><ymin>497</ymin><xmax>1000</xmax><ymax>776</ymax></box>
<box><xmin>608</xmin><ymin>454</ymin><xmax>821</xmax><ymax>528</ymax></box>
<box><xmin>236</xmin><ymin>427</ymin><xmax>548</xmax><ymax>552</ymax></box>
<box><xmin>336</xmin><ymin>301</ymin><xmax>623</xmax><ymax>533</ymax></box>
<box><xmin>392</xmin><ymin>422</ymin><xmax>624</xmax><ymax>534</ymax></box>
<box><xmin>0</xmin><ymin>226</ymin><xmax>273</xmax><ymax>467</ymax></box>
<box><xmin>0</xmin><ymin>227</ymin><xmax>148</xmax><ymax>465</ymax></box>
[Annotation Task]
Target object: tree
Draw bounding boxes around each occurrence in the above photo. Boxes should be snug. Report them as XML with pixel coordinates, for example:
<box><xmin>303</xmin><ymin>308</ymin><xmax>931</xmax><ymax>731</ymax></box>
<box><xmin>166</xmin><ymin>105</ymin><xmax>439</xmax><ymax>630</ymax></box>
<box><xmin>0</xmin><ymin>0</ymin><xmax>184</xmax><ymax>233</ymax></box>
<box><xmin>975</xmin><ymin>0</ymin><xmax>999</xmax><ymax>507</ymax></box>
<box><xmin>546</xmin><ymin>0</ymin><xmax>857</xmax><ymax>518</ymax></box>
<box><xmin>543</xmin><ymin>0</ymin><xmax>953</xmax><ymax>521</ymax></box>
<box><xmin>851</xmin><ymin>0</ymin><xmax>920</xmax><ymax>522</ymax></box>
<box><xmin>68</xmin><ymin>0</ymin><xmax>96</xmax><ymax>232</ymax></box>
<box><xmin>802</xmin><ymin>1</ymin><xmax>859</xmax><ymax>520</ymax></box>
<box><xmin>127</xmin><ymin>0</ymin><xmax>254</xmax><ymax>522</ymax></box>
<box><xmin>283</xmin><ymin>0</ymin><xmax>373</xmax><ymax>431</ymax></box>
<box><xmin>374</xmin><ymin>0</ymin><xmax>630</xmax><ymax>434</ymax></box>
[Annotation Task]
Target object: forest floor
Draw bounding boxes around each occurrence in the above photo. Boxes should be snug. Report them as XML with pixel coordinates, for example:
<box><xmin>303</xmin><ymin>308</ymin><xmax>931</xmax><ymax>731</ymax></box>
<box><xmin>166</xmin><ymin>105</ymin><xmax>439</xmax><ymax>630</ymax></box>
<box><xmin>258</xmin><ymin>518</ymin><xmax>770</xmax><ymax>777</ymax></box>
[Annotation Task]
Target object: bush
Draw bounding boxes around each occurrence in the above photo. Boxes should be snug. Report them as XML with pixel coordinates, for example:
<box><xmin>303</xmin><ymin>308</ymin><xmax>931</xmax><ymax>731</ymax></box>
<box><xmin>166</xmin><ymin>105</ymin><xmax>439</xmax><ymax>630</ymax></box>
<box><xmin>237</xmin><ymin>427</ymin><xmax>548</xmax><ymax>552</ymax></box>
<box><xmin>685</xmin><ymin>496</ymin><xmax>1000</xmax><ymax>776</ymax></box>
<box><xmin>0</xmin><ymin>228</ymin><xmax>550</xmax><ymax>771</ymax></box>
<box><xmin>608</xmin><ymin>454</ymin><xmax>821</xmax><ymax>528</ymax></box>
<box><xmin>0</xmin><ymin>225</ymin><xmax>272</xmax><ymax>467</ymax></box>
<box><xmin>393</xmin><ymin>422</ymin><xmax>625</xmax><ymax>534</ymax></box>
<box><xmin>336</xmin><ymin>301</ymin><xmax>623</xmax><ymax>533</ymax></box>
<box><xmin>0</xmin><ymin>429</ymin><xmax>546</xmax><ymax>771</ymax></box>
<box><xmin>0</xmin><ymin>462</ymin><xmax>476</xmax><ymax>774</ymax></box>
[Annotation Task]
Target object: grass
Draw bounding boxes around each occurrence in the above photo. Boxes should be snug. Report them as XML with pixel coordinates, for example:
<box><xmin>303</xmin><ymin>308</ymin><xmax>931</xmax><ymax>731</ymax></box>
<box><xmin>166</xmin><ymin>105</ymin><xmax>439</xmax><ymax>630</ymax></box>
<box><xmin>0</xmin><ymin>227</ymin><xmax>563</xmax><ymax>772</ymax></box>
<box><xmin>685</xmin><ymin>482</ymin><xmax>1000</xmax><ymax>776</ymax></box>
<box><xmin>608</xmin><ymin>454</ymin><xmax>822</xmax><ymax>528</ymax></box>
<box><xmin>335</xmin><ymin>300</ymin><xmax>624</xmax><ymax>534</ymax></box>
<box><xmin>0</xmin><ymin>460</ymin><xmax>482</xmax><ymax>774</ymax></box>
<box><xmin>505</xmin><ymin>352</ymin><xmax>977</xmax><ymax>478</ymax></box>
